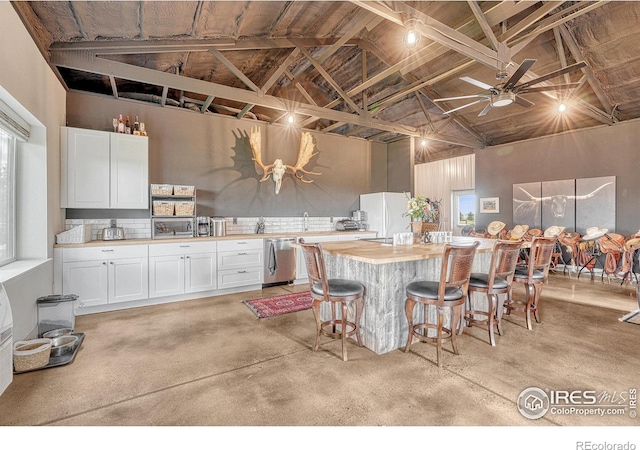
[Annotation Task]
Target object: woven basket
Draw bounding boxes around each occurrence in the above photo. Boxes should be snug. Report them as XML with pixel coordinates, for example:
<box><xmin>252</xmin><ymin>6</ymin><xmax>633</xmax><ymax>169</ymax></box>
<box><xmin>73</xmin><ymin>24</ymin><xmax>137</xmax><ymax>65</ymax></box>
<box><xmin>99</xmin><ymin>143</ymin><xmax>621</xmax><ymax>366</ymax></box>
<box><xmin>175</xmin><ymin>201</ymin><xmax>195</xmax><ymax>216</ymax></box>
<box><xmin>173</xmin><ymin>185</ymin><xmax>195</xmax><ymax>196</ymax></box>
<box><xmin>13</xmin><ymin>339</ymin><xmax>52</xmax><ymax>372</ymax></box>
<box><xmin>153</xmin><ymin>200</ymin><xmax>175</xmax><ymax>216</ymax></box>
<box><xmin>151</xmin><ymin>184</ymin><xmax>173</xmax><ymax>195</ymax></box>
<box><xmin>56</xmin><ymin>224</ymin><xmax>92</xmax><ymax>244</ymax></box>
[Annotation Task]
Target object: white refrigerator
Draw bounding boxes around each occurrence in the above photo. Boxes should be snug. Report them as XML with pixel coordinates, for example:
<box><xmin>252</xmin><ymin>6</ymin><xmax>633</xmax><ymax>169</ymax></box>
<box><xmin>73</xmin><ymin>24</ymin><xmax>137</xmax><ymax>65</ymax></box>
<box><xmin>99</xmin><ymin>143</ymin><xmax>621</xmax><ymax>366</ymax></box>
<box><xmin>359</xmin><ymin>192</ymin><xmax>411</xmax><ymax>238</ymax></box>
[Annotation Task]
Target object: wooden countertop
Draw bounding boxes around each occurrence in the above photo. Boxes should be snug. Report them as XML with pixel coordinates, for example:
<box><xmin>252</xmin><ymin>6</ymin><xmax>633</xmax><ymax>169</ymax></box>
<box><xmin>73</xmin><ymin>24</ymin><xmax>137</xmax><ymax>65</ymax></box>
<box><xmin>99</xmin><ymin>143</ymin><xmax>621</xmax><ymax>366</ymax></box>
<box><xmin>54</xmin><ymin>230</ymin><xmax>375</xmax><ymax>248</ymax></box>
<box><xmin>318</xmin><ymin>237</ymin><xmax>499</xmax><ymax>265</ymax></box>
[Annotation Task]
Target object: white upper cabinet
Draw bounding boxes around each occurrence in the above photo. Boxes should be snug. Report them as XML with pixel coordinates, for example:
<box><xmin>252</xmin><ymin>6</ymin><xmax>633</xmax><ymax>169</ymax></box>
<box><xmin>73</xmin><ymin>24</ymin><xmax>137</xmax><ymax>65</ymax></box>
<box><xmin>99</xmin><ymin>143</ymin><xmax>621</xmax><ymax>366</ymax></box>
<box><xmin>61</xmin><ymin>126</ymin><xmax>149</xmax><ymax>209</ymax></box>
<box><xmin>109</xmin><ymin>133</ymin><xmax>149</xmax><ymax>209</ymax></box>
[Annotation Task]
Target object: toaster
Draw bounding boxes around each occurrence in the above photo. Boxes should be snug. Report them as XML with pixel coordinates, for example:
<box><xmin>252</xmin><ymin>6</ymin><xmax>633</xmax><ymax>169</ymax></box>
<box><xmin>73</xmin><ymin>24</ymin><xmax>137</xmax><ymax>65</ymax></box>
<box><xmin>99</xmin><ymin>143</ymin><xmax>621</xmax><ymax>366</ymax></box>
<box><xmin>101</xmin><ymin>227</ymin><xmax>125</xmax><ymax>241</ymax></box>
<box><xmin>336</xmin><ymin>219</ymin><xmax>359</xmax><ymax>231</ymax></box>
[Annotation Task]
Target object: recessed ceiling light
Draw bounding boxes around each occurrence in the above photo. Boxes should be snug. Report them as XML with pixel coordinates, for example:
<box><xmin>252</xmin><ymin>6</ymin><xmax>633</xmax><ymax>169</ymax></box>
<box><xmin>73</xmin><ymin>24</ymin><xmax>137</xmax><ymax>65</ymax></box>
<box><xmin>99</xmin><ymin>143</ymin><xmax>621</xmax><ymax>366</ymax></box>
<box><xmin>421</xmin><ymin>139</ymin><xmax>427</xmax><ymax>147</ymax></box>
<box><xmin>287</xmin><ymin>114</ymin><xmax>295</xmax><ymax>124</ymax></box>
<box><xmin>557</xmin><ymin>103</ymin><xmax>568</xmax><ymax>113</ymax></box>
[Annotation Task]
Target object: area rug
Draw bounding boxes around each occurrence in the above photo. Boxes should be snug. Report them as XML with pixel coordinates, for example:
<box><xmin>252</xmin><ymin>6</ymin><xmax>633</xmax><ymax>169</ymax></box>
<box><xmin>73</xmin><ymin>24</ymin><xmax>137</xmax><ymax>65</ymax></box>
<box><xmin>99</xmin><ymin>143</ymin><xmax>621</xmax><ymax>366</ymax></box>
<box><xmin>243</xmin><ymin>291</ymin><xmax>313</xmax><ymax>318</ymax></box>
<box><xmin>619</xmin><ymin>309</ymin><xmax>640</xmax><ymax>325</ymax></box>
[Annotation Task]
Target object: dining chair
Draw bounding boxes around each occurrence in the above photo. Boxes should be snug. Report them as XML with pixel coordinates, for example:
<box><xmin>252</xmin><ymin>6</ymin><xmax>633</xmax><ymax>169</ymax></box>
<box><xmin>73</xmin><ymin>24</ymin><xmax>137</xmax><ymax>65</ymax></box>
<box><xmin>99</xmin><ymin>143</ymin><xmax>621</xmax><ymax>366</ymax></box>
<box><xmin>465</xmin><ymin>240</ymin><xmax>523</xmax><ymax>346</ymax></box>
<box><xmin>299</xmin><ymin>243</ymin><xmax>365</xmax><ymax>362</ymax></box>
<box><xmin>404</xmin><ymin>241</ymin><xmax>480</xmax><ymax>368</ymax></box>
<box><xmin>504</xmin><ymin>236</ymin><xmax>557</xmax><ymax>330</ymax></box>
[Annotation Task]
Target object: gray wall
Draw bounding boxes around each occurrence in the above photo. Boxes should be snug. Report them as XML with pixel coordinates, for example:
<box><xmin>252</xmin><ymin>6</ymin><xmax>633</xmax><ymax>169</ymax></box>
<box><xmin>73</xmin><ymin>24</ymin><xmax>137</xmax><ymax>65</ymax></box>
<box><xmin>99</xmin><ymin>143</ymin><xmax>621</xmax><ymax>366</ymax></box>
<box><xmin>387</xmin><ymin>138</ymin><xmax>414</xmax><ymax>194</ymax></box>
<box><xmin>475</xmin><ymin>118</ymin><xmax>640</xmax><ymax>236</ymax></box>
<box><xmin>65</xmin><ymin>92</ymin><xmax>387</xmax><ymax>218</ymax></box>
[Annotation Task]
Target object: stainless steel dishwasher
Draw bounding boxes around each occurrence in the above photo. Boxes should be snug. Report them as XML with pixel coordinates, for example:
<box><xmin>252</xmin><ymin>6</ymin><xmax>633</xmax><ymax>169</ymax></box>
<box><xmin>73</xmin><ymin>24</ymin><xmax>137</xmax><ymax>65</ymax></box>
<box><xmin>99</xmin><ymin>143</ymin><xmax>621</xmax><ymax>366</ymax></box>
<box><xmin>263</xmin><ymin>237</ymin><xmax>297</xmax><ymax>286</ymax></box>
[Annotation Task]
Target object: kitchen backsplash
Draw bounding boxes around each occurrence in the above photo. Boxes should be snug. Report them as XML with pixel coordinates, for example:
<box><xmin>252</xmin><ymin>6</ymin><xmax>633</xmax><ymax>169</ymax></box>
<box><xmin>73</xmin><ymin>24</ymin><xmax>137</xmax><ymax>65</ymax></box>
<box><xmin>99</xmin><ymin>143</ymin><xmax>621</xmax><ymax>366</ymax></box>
<box><xmin>64</xmin><ymin>216</ymin><xmax>346</xmax><ymax>240</ymax></box>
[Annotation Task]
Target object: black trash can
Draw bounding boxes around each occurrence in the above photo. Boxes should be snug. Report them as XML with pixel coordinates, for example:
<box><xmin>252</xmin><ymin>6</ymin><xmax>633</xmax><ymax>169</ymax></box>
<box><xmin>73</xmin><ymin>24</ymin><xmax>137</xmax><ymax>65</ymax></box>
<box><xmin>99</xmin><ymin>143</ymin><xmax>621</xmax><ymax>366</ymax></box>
<box><xmin>36</xmin><ymin>294</ymin><xmax>78</xmax><ymax>337</ymax></box>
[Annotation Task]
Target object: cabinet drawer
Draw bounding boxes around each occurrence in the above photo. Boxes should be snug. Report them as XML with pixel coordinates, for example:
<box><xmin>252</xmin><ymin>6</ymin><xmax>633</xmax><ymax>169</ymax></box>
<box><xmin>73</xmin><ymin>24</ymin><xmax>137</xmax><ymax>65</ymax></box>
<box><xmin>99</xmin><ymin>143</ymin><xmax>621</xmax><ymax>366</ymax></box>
<box><xmin>217</xmin><ymin>267</ymin><xmax>263</xmax><ymax>289</ymax></box>
<box><xmin>63</xmin><ymin>245</ymin><xmax>148</xmax><ymax>262</ymax></box>
<box><xmin>149</xmin><ymin>241</ymin><xmax>217</xmax><ymax>257</ymax></box>
<box><xmin>217</xmin><ymin>239</ymin><xmax>263</xmax><ymax>252</ymax></box>
<box><xmin>217</xmin><ymin>250</ymin><xmax>263</xmax><ymax>270</ymax></box>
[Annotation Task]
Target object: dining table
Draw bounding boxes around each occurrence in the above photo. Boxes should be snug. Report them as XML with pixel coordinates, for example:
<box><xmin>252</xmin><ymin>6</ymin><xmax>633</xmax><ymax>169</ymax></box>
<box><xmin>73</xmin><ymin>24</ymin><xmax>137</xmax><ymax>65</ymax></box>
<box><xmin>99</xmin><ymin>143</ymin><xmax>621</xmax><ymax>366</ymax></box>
<box><xmin>317</xmin><ymin>236</ymin><xmax>499</xmax><ymax>355</ymax></box>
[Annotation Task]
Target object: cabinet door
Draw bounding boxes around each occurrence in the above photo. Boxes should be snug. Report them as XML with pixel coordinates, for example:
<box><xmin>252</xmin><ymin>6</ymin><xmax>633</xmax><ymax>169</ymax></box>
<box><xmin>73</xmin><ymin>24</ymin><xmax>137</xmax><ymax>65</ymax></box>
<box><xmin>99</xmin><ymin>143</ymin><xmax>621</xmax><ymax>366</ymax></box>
<box><xmin>110</xmin><ymin>133</ymin><xmax>149</xmax><ymax>209</ymax></box>
<box><xmin>62</xmin><ymin>260</ymin><xmax>108</xmax><ymax>308</ymax></box>
<box><xmin>149</xmin><ymin>255</ymin><xmax>184</xmax><ymax>298</ymax></box>
<box><xmin>185</xmin><ymin>252</ymin><xmax>217</xmax><ymax>293</ymax></box>
<box><xmin>108</xmin><ymin>257</ymin><xmax>149</xmax><ymax>304</ymax></box>
<box><xmin>62</xmin><ymin>127</ymin><xmax>110</xmax><ymax>208</ymax></box>
<box><xmin>295</xmin><ymin>236</ymin><xmax>338</xmax><ymax>280</ymax></box>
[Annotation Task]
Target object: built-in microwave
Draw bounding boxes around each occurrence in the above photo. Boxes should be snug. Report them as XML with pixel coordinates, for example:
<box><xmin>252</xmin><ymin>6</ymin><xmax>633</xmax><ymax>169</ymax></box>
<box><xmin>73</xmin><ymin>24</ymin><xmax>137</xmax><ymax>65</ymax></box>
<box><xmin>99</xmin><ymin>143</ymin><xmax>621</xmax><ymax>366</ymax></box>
<box><xmin>152</xmin><ymin>218</ymin><xmax>195</xmax><ymax>239</ymax></box>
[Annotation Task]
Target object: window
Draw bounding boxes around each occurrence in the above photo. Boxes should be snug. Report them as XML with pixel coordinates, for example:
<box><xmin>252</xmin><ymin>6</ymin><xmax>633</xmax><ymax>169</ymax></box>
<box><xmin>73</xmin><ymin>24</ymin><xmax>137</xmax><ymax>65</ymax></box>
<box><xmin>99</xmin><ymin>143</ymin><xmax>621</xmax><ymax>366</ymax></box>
<box><xmin>453</xmin><ymin>190</ymin><xmax>476</xmax><ymax>227</ymax></box>
<box><xmin>0</xmin><ymin>127</ymin><xmax>16</xmax><ymax>266</ymax></box>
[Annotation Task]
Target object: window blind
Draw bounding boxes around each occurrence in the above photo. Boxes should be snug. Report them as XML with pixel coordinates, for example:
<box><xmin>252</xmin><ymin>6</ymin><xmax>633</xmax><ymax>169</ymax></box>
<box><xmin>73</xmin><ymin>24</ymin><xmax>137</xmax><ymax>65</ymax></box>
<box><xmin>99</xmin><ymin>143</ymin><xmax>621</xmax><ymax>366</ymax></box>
<box><xmin>0</xmin><ymin>99</ymin><xmax>30</xmax><ymax>142</ymax></box>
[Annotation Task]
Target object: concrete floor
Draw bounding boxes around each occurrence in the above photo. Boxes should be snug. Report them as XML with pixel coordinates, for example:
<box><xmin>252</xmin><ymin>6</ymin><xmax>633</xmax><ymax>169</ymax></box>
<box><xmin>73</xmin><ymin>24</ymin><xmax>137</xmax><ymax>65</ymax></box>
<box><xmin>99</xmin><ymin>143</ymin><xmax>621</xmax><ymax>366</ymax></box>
<box><xmin>1</xmin><ymin>272</ymin><xmax>639</xmax><ymax>434</ymax></box>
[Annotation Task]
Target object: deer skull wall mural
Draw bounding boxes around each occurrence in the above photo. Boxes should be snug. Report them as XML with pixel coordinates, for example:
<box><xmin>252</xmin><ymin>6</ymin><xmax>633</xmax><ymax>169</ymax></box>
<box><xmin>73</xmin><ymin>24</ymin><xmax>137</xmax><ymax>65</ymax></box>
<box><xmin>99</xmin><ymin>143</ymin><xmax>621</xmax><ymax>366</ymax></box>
<box><xmin>249</xmin><ymin>127</ymin><xmax>321</xmax><ymax>194</ymax></box>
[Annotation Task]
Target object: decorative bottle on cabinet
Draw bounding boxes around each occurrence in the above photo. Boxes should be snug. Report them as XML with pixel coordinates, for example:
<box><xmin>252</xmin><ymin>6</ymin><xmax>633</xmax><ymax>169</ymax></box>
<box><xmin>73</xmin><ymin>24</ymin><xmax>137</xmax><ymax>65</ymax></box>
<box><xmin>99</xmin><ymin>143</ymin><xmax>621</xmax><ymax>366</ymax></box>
<box><xmin>133</xmin><ymin>116</ymin><xmax>140</xmax><ymax>135</ymax></box>
<box><xmin>117</xmin><ymin>114</ymin><xmax>125</xmax><ymax>133</ymax></box>
<box><xmin>125</xmin><ymin>116</ymin><xmax>132</xmax><ymax>134</ymax></box>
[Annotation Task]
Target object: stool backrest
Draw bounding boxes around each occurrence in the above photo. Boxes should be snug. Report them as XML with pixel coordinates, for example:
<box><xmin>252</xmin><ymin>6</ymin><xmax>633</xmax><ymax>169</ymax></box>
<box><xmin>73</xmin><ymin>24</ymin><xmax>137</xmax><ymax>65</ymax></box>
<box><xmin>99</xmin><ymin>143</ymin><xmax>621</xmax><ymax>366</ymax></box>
<box><xmin>438</xmin><ymin>241</ymin><xmax>480</xmax><ymax>304</ymax></box>
<box><xmin>526</xmin><ymin>236</ymin><xmax>557</xmax><ymax>279</ymax></box>
<box><xmin>299</xmin><ymin>243</ymin><xmax>330</xmax><ymax>301</ymax></box>
<box><xmin>491</xmin><ymin>240</ymin><xmax>523</xmax><ymax>287</ymax></box>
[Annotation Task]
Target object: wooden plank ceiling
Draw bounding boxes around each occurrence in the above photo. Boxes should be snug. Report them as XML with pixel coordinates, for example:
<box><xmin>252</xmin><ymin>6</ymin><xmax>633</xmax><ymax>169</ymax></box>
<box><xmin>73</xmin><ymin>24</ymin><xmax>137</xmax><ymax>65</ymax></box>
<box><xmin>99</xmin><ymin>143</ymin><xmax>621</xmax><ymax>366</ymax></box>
<box><xmin>13</xmin><ymin>1</ymin><xmax>640</xmax><ymax>163</ymax></box>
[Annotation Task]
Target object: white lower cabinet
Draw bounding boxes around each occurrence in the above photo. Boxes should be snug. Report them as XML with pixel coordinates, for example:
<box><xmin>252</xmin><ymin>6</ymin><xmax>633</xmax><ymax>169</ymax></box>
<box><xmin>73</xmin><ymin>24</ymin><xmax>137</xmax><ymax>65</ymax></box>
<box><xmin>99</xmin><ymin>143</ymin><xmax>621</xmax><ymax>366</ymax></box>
<box><xmin>148</xmin><ymin>242</ymin><xmax>217</xmax><ymax>298</ymax></box>
<box><xmin>61</xmin><ymin>245</ymin><xmax>149</xmax><ymax>308</ymax></box>
<box><xmin>217</xmin><ymin>239</ymin><xmax>263</xmax><ymax>289</ymax></box>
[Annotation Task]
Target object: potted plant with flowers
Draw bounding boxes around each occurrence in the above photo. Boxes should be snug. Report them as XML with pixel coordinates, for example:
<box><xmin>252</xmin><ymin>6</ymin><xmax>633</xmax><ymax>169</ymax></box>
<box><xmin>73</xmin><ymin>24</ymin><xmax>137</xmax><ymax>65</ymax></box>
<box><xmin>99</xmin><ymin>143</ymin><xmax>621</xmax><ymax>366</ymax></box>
<box><xmin>404</xmin><ymin>193</ymin><xmax>441</xmax><ymax>234</ymax></box>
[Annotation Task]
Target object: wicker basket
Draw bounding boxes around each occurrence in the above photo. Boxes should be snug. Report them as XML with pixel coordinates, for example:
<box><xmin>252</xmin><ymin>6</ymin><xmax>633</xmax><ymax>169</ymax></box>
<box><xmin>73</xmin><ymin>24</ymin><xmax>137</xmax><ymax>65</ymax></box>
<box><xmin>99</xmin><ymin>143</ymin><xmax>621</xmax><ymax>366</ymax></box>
<box><xmin>175</xmin><ymin>201</ymin><xmax>195</xmax><ymax>216</ymax></box>
<box><xmin>151</xmin><ymin>184</ymin><xmax>173</xmax><ymax>195</ymax></box>
<box><xmin>56</xmin><ymin>224</ymin><xmax>92</xmax><ymax>244</ymax></box>
<box><xmin>153</xmin><ymin>200</ymin><xmax>175</xmax><ymax>216</ymax></box>
<box><xmin>173</xmin><ymin>185</ymin><xmax>195</xmax><ymax>196</ymax></box>
<box><xmin>13</xmin><ymin>339</ymin><xmax>52</xmax><ymax>372</ymax></box>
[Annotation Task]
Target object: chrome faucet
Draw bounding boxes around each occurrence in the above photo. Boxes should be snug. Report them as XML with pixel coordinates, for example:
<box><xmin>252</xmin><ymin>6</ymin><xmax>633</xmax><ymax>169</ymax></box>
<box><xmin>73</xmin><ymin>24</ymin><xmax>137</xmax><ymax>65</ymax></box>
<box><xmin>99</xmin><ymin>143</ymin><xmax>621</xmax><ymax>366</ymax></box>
<box><xmin>303</xmin><ymin>212</ymin><xmax>309</xmax><ymax>232</ymax></box>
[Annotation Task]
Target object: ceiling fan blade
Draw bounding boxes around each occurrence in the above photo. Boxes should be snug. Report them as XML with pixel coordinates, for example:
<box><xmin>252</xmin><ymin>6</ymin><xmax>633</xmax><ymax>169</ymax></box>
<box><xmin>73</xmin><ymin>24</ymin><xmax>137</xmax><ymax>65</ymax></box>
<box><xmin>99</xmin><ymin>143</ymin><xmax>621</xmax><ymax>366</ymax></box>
<box><xmin>516</xmin><ymin>83</ymin><xmax>580</xmax><ymax>94</ymax></box>
<box><xmin>443</xmin><ymin>98</ymin><xmax>488</xmax><ymax>115</ymax></box>
<box><xmin>502</xmin><ymin>59</ymin><xmax>537</xmax><ymax>92</ymax></box>
<box><xmin>433</xmin><ymin>94</ymin><xmax>489</xmax><ymax>102</ymax></box>
<box><xmin>460</xmin><ymin>76</ymin><xmax>494</xmax><ymax>91</ymax></box>
<box><xmin>514</xmin><ymin>61</ymin><xmax>587</xmax><ymax>91</ymax></box>
<box><xmin>514</xmin><ymin>96</ymin><xmax>535</xmax><ymax>108</ymax></box>
<box><xmin>478</xmin><ymin>103</ymin><xmax>493</xmax><ymax>117</ymax></box>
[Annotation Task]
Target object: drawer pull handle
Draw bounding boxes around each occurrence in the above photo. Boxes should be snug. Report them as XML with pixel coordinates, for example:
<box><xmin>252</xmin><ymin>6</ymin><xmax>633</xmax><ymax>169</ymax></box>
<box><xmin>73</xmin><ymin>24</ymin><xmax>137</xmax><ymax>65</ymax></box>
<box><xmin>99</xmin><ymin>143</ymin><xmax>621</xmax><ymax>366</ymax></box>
<box><xmin>238</xmin><ymin>270</ymin><xmax>248</xmax><ymax>273</ymax></box>
<box><xmin>102</xmin><ymin>262</ymin><xmax>107</xmax><ymax>265</ymax></box>
<box><xmin>179</xmin><ymin>245</ymin><xmax>190</xmax><ymax>248</ymax></box>
<box><xmin>101</xmin><ymin>249</ymin><xmax>115</xmax><ymax>252</ymax></box>
<box><xmin>237</xmin><ymin>252</ymin><xmax>248</xmax><ymax>255</ymax></box>
<box><xmin>237</xmin><ymin>242</ymin><xmax>247</xmax><ymax>244</ymax></box>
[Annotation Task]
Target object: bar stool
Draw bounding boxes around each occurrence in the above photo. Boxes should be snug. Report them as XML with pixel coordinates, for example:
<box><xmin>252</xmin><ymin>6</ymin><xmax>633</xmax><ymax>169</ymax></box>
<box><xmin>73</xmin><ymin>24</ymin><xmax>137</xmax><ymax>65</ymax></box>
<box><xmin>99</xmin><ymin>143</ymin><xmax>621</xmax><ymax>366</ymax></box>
<box><xmin>404</xmin><ymin>241</ymin><xmax>480</xmax><ymax>368</ymax></box>
<box><xmin>299</xmin><ymin>243</ymin><xmax>364</xmax><ymax>362</ymax></box>
<box><xmin>465</xmin><ymin>240</ymin><xmax>522</xmax><ymax>346</ymax></box>
<box><xmin>504</xmin><ymin>236</ymin><xmax>557</xmax><ymax>330</ymax></box>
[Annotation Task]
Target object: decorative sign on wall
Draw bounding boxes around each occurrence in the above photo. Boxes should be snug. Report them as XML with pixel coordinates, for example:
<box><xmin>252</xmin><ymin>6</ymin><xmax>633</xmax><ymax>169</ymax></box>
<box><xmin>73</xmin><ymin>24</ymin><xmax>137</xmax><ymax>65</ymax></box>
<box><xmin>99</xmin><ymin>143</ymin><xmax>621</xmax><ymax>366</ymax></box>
<box><xmin>513</xmin><ymin>176</ymin><xmax>615</xmax><ymax>233</ymax></box>
<box><xmin>249</xmin><ymin>127</ymin><xmax>321</xmax><ymax>194</ymax></box>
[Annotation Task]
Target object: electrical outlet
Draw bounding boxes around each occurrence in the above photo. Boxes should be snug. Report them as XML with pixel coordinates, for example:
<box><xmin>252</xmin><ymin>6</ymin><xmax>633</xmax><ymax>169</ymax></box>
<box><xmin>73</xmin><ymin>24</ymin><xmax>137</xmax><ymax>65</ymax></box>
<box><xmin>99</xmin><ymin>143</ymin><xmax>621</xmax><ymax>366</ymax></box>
<box><xmin>330</xmin><ymin>217</ymin><xmax>333</xmax><ymax>223</ymax></box>
<box><xmin>233</xmin><ymin>217</ymin><xmax>237</xmax><ymax>224</ymax></box>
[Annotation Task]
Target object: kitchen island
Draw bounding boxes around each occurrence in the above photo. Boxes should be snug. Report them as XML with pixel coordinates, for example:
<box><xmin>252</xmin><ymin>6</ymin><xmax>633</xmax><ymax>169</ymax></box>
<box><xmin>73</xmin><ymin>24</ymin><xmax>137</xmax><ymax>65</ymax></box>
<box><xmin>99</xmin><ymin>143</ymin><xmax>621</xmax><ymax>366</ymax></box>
<box><xmin>317</xmin><ymin>237</ymin><xmax>495</xmax><ymax>355</ymax></box>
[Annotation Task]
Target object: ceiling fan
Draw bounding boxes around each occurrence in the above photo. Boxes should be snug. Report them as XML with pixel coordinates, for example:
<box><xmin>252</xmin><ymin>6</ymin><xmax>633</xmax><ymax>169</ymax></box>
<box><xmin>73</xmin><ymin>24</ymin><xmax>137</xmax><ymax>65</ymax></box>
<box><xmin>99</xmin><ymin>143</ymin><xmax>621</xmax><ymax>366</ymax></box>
<box><xmin>434</xmin><ymin>59</ymin><xmax>587</xmax><ymax>116</ymax></box>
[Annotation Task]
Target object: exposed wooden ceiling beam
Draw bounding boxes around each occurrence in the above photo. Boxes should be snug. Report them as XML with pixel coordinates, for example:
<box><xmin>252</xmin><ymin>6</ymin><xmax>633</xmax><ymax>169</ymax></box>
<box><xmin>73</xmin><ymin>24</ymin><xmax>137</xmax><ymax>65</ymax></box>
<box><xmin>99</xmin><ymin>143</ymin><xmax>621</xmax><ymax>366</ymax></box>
<box><xmin>51</xmin><ymin>49</ymin><xmax>450</xmax><ymax>141</ymax></box>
